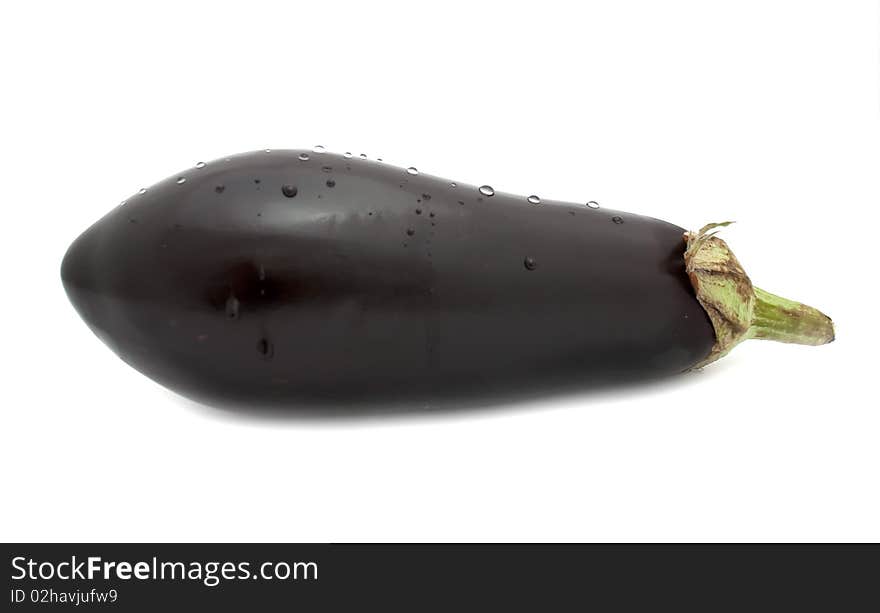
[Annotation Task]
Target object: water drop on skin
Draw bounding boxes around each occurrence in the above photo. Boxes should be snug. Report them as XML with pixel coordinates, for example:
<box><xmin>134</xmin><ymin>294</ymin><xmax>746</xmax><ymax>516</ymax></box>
<box><xmin>326</xmin><ymin>179</ymin><xmax>336</xmax><ymax>188</ymax></box>
<box><xmin>265</xmin><ymin>149</ymin><xmax>272</xmax><ymax>153</ymax></box>
<box><xmin>298</xmin><ymin>153</ymin><xmax>310</xmax><ymax>161</ymax></box>
<box><xmin>225</xmin><ymin>295</ymin><xmax>240</xmax><ymax>319</ymax></box>
<box><xmin>359</xmin><ymin>153</ymin><xmax>367</xmax><ymax>159</ymax></box>
<box><xmin>344</xmin><ymin>152</ymin><xmax>353</xmax><ymax>158</ymax></box>
<box><xmin>586</xmin><ymin>201</ymin><xmax>600</xmax><ymax>209</ymax></box>
<box><xmin>214</xmin><ymin>184</ymin><xmax>225</xmax><ymax>194</ymax></box>
<box><xmin>138</xmin><ymin>188</ymin><xmax>147</xmax><ymax>195</ymax></box>
<box><xmin>612</xmin><ymin>216</ymin><xmax>624</xmax><ymax>224</ymax></box>
<box><xmin>176</xmin><ymin>177</ymin><xmax>186</xmax><ymax>185</ymax></box>
<box><xmin>524</xmin><ymin>257</ymin><xmax>537</xmax><ymax>271</ymax></box>
<box><xmin>195</xmin><ymin>161</ymin><xmax>206</xmax><ymax>169</ymax></box>
<box><xmin>281</xmin><ymin>185</ymin><xmax>298</xmax><ymax>198</ymax></box>
<box><xmin>450</xmin><ymin>182</ymin><xmax>457</xmax><ymax>188</ymax></box>
<box><xmin>406</xmin><ymin>167</ymin><xmax>419</xmax><ymax>175</ymax></box>
<box><xmin>256</xmin><ymin>338</ymin><xmax>274</xmax><ymax>359</ymax></box>
<box><xmin>313</xmin><ymin>145</ymin><xmax>325</xmax><ymax>153</ymax></box>
<box><xmin>321</xmin><ymin>166</ymin><xmax>332</xmax><ymax>173</ymax></box>
<box><xmin>406</xmin><ymin>228</ymin><xmax>415</xmax><ymax>236</ymax></box>
<box><xmin>479</xmin><ymin>185</ymin><xmax>495</xmax><ymax>197</ymax></box>
<box><xmin>527</xmin><ymin>195</ymin><xmax>541</xmax><ymax>204</ymax></box>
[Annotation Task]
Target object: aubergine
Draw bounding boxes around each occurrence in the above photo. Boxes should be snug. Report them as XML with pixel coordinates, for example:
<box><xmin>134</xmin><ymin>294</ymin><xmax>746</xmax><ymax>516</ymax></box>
<box><xmin>61</xmin><ymin>149</ymin><xmax>834</xmax><ymax>407</ymax></box>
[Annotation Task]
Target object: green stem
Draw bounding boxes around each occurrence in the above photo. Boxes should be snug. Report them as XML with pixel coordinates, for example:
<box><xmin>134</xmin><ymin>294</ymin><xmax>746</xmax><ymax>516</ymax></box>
<box><xmin>684</xmin><ymin>222</ymin><xmax>835</xmax><ymax>367</ymax></box>
<box><xmin>749</xmin><ymin>287</ymin><xmax>835</xmax><ymax>346</ymax></box>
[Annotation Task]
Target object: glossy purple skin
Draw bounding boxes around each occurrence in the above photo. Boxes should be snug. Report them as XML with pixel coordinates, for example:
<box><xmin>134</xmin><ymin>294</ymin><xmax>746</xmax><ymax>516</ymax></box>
<box><xmin>61</xmin><ymin>150</ymin><xmax>714</xmax><ymax>407</ymax></box>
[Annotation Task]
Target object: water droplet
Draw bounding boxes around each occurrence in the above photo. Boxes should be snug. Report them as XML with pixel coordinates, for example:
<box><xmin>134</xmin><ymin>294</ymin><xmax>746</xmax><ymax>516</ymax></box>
<box><xmin>586</xmin><ymin>201</ymin><xmax>600</xmax><ymax>209</ymax></box>
<box><xmin>429</xmin><ymin>212</ymin><xmax>435</xmax><ymax>218</ymax></box>
<box><xmin>527</xmin><ymin>195</ymin><xmax>541</xmax><ymax>204</ymax></box>
<box><xmin>343</xmin><ymin>152</ymin><xmax>353</xmax><ymax>158</ymax></box>
<box><xmin>254</xmin><ymin>178</ymin><xmax>261</xmax><ymax>184</ymax></box>
<box><xmin>450</xmin><ymin>182</ymin><xmax>457</xmax><ymax>188</ymax></box>
<box><xmin>406</xmin><ymin>228</ymin><xmax>415</xmax><ymax>236</ymax></box>
<box><xmin>421</xmin><ymin>193</ymin><xmax>432</xmax><ymax>201</ymax></box>
<box><xmin>359</xmin><ymin>153</ymin><xmax>367</xmax><ymax>159</ymax></box>
<box><xmin>265</xmin><ymin>149</ymin><xmax>273</xmax><ymax>153</ymax></box>
<box><xmin>119</xmin><ymin>201</ymin><xmax>126</xmax><ymax>206</ymax></box>
<box><xmin>313</xmin><ymin>144</ymin><xmax>325</xmax><ymax>153</ymax></box>
<box><xmin>195</xmin><ymin>161</ymin><xmax>206</xmax><ymax>169</ymax></box>
<box><xmin>137</xmin><ymin>188</ymin><xmax>147</xmax><ymax>195</ymax></box>
<box><xmin>479</xmin><ymin>185</ymin><xmax>495</xmax><ymax>197</ymax></box>
<box><xmin>612</xmin><ymin>215</ymin><xmax>624</xmax><ymax>224</ymax></box>
<box><xmin>298</xmin><ymin>153</ymin><xmax>310</xmax><ymax>161</ymax></box>
<box><xmin>406</xmin><ymin>167</ymin><xmax>419</xmax><ymax>175</ymax></box>
<box><xmin>281</xmin><ymin>184</ymin><xmax>298</xmax><ymax>198</ymax></box>
<box><xmin>321</xmin><ymin>166</ymin><xmax>332</xmax><ymax>173</ymax></box>
<box><xmin>326</xmin><ymin>179</ymin><xmax>336</xmax><ymax>188</ymax></box>
<box><xmin>415</xmin><ymin>208</ymin><xmax>422</xmax><ymax>215</ymax></box>
<box><xmin>256</xmin><ymin>338</ymin><xmax>274</xmax><ymax>359</ymax></box>
<box><xmin>176</xmin><ymin>177</ymin><xmax>186</xmax><ymax>185</ymax></box>
<box><xmin>225</xmin><ymin>295</ymin><xmax>240</xmax><ymax>319</ymax></box>
<box><xmin>377</xmin><ymin>158</ymin><xmax>383</xmax><ymax>162</ymax></box>
<box><xmin>215</xmin><ymin>184</ymin><xmax>225</xmax><ymax>193</ymax></box>
<box><xmin>458</xmin><ymin>200</ymin><xmax>465</xmax><ymax>206</ymax></box>
<box><xmin>524</xmin><ymin>257</ymin><xmax>537</xmax><ymax>271</ymax></box>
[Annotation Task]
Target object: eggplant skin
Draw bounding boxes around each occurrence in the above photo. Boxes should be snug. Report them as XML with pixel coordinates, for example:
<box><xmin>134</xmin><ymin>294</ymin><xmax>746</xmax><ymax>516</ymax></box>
<box><xmin>61</xmin><ymin>150</ymin><xmax>714</xmax><ymax>406</ymax></box>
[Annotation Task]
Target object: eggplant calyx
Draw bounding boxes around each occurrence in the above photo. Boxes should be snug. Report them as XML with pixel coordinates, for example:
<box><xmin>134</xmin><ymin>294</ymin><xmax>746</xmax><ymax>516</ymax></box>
<box><xmin>683</xmin><ymin>222</ymin><xmax>835</xmax><ymax>368</ymax></box>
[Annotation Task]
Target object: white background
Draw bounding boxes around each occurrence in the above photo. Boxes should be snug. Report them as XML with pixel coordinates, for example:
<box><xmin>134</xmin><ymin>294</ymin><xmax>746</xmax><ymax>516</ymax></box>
<box><xmin>1</xmin><ymin>1</ymin><xmax>878</xmax><ymax>542</ymax></box>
